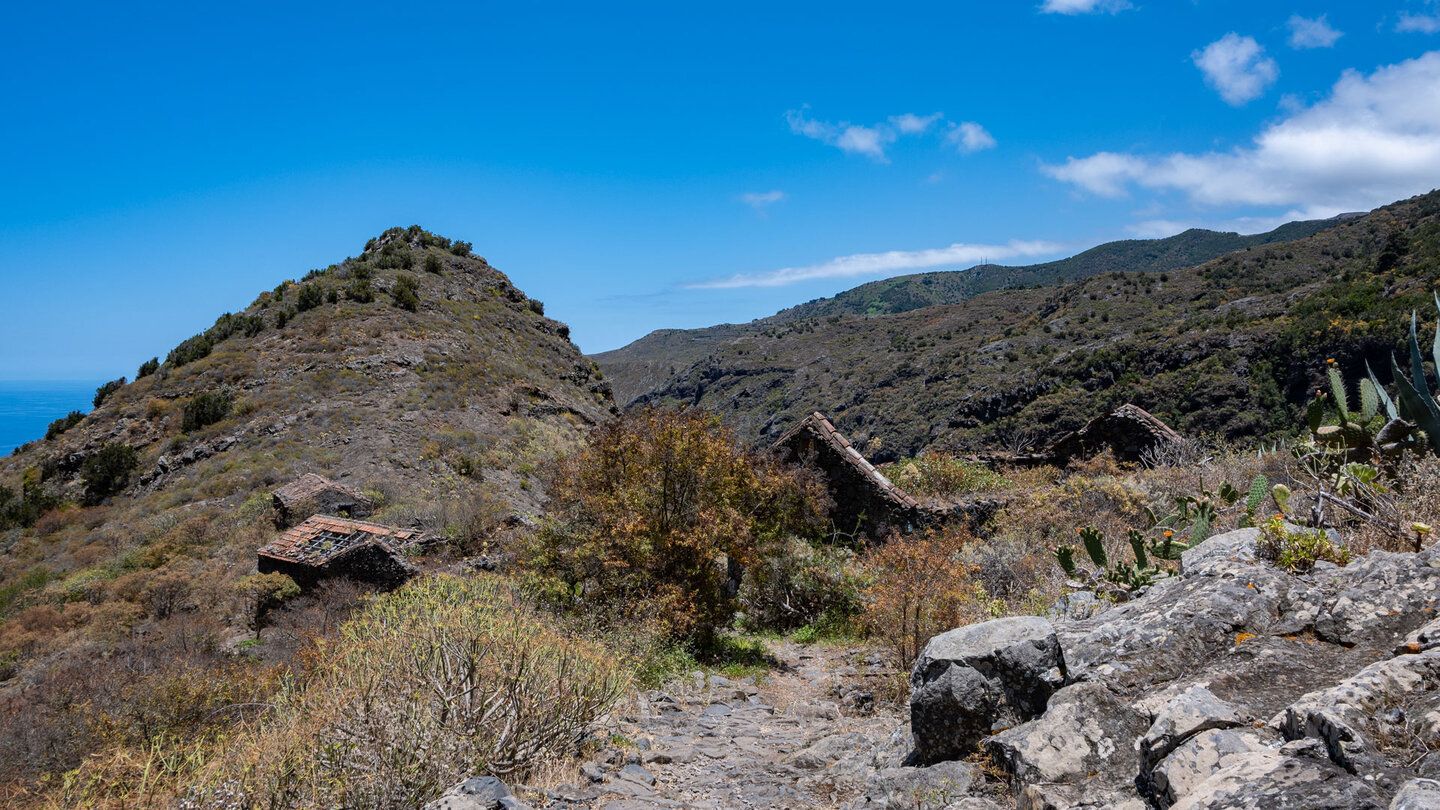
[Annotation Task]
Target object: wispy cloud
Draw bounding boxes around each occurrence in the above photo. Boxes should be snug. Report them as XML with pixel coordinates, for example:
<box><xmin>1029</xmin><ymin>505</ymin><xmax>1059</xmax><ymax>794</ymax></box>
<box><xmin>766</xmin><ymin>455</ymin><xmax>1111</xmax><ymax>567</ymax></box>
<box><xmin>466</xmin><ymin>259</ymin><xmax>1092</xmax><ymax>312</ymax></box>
<box><xmin>686</xmin><ymin>240</ymin><xmax>1062</xmax><ymax>289</ymax></box>
<box><xmin>1398</xmin><ymin>12</ymin><xmax>1440</xmax><ymax>34</ymax></box>
<box><xmin>1039</xmin><ymin>0</ymin><xmax>1132</xmax><ymax>14</ymax></box>
<box><xmin>947</xmin><ymin>121</ymin><xmax>997</xmax><ymax>153</ymax></box>
<box><xmin>786</xmin><ymin>108</ymin><xmax>991</xmax><ymax>162</ymax></box>
<box><xmin>1192</xmin><ymin>33</ymin><xmax>1279</xmax><ymax>105</ymax></box>
<box><xmin>1287</xmin><ymin>14</ymin><xmax>1342</xmax><ymax>49</ymax></box>
<box><xmin>1042</xmin><ymin>50</ymin><xmax>1440</xmax><ymax>217</ymax></box>
<box><xmin>740</xmin><ymin>190</ymin><xmax>786</xmax><ymax>215</ymax></box>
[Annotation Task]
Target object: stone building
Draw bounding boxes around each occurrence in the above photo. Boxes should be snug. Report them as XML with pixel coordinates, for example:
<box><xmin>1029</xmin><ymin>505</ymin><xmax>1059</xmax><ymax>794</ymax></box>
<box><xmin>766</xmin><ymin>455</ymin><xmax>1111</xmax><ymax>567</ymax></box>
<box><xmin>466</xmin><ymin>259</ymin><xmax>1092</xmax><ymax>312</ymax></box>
<box><xmin>257</xmin><ymin>514</ymin><xmax>417</xmax><ymax>590</ymax></box>
<box><xmin>1041</xmin><ymin>403</ymin><xmax>1186</xmax><ymax>465</ymax></box>
<box><xmin>271</xmin><ymin>473</ymin><xmax>374</xmax><ymax>529</ymax></box>
<box><xmin>771</xmin><ymin>412</ymin><xmax>927</xmax><ymax>540</ymax></box>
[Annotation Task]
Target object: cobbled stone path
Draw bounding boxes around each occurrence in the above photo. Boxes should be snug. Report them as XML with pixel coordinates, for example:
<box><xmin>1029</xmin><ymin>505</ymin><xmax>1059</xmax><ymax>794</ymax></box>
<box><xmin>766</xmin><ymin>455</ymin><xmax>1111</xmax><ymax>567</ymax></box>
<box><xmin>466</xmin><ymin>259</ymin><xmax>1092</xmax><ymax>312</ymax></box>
<box><xmin>534</xmin><ymin>640</ymin><xmax>912</xmax><ymax>809</ymax></box>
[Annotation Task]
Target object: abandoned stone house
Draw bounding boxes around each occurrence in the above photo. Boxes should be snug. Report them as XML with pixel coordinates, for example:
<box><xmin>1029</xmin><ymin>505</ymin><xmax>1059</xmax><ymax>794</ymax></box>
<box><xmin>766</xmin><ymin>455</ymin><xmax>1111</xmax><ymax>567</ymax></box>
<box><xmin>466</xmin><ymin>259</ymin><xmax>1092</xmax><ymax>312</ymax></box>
<box><xmin>771</xmin><ymin>412</ymin><xmax>928</xmax><ymax>540</ymax></box>
<box><xmin>270</xmin><ymin>473</ymin><xmax>374</xmax><ymax>529</ymax></box>
<box><xmin>1039</xmin><ymin>403</ymin><xmax>1186</xmax><ymax>465</ymax></box>
<box><xmin>257</xmin><ymin>514</ymin><xmax>418</xmax><ymax>590</ymax></box>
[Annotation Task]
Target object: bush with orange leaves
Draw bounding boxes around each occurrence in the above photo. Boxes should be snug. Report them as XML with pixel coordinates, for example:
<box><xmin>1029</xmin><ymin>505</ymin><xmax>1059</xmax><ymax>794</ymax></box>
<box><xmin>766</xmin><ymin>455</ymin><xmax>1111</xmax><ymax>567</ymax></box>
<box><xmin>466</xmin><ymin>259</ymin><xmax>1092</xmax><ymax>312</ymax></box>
<box><xmin>524</xmin><ymin>406</ymin><xmax>828</xmax><ymax>648</ymax></box>
<box><xmin>859</xmin><ymin>525</ymin><xmax>995</xmax><ymax>670</ymax></box>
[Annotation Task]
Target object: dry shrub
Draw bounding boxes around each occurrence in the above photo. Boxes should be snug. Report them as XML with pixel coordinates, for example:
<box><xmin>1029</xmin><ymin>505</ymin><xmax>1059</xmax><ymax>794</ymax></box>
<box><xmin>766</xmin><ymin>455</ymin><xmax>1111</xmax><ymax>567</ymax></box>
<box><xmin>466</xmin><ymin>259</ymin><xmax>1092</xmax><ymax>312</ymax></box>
<box><xmin>207</xmin><ymin>574</ymin><xmax>629</xmax><ymax>809</ymax></box>
<box><xmin>524</xmin><ymin>406</ymin><xmax>827</xmax><ymax>646</ymax></box>
<box><xmin>859</xmin><ymin>526</ymin><xmax>995</xmax><ymax>670</ymax></box>
<box><xmin>740</xmin><ymin>537</ymin><xmax>863</xmax><ymax>635</ymax></box>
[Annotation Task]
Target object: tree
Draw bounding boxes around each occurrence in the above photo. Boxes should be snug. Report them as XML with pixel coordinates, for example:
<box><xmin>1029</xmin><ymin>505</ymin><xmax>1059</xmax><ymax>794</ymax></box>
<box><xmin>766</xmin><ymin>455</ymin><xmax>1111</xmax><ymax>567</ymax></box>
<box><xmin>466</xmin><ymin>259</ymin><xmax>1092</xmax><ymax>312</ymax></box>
<box><xmin>182</xmin><ymin>391</ymin><xmax>232</xmax><ymax>432</ymax></box>
<box><xmin>527</xmin><ymin>407</ymin><xmax>826</xmax><ymax>647</ymax></box>
<box><xmin>137</xmin><ymin>357</ymin><xmax>159</xmax><ymax>378</ymax></box>
<box><xmin>83</xmin><ymin>443</ymin><xmax>139</xmax><ymax>504</ymax></box>
<box><xmin>93</xmin><ymin>377</ymin><xmax>126</xmax><ymax>408</ymax></box>
<box><xmin>235</xmin><ymin>572</ymin><xmax>300</xmax><ymax>638</ymax></box>
<box><xmin>296</xmin><ymin>283</ymin><xmax>324</xmax><ymax>312</ymax></box>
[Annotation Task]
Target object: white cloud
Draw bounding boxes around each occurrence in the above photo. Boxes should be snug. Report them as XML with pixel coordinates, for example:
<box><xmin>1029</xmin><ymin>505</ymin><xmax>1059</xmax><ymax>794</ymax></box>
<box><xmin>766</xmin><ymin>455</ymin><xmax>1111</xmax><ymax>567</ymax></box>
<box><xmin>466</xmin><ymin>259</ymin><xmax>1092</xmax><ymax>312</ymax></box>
<box><xmin>687</xmin><ymin>240</ymin><xmax>1062</xmax><ymax>289</ymax></box>
<box><xmin>890</xmin><ymin>112</ymin><xmax>943</xmax><ymax>134</ymax></box>
<box><xmin>1288</xmin><ymin>14</ymin><xmax>1342</xmax><ymax>49</ymax></box>
<box><xmin>1040</xmin><ymin>0</ymin><xmax>1132</xmax><ymax>14</ymax></box>
<box><xmin>1398</xmin><ymin>12</ymin><xmax>1440</xmax><ymax>34</ymax></box>
<box><xmin>1192</xmin><ymin>33</ymin><xmax>1279</xmax><ymax>105</ymax></box>
<box><xmin>947</xmin><ymin>121</ymin><xmax>998</xmax><ymax>153</ymax></box>
<box><xmin>740</xmin><ymin>190</ymin><xmax>785</xmax><ymax>214</ymax></box>
<box><xmin>786</xmin><ymin>108</ymin><xmax>988</xmax><ymax>161</ymax></box>
<box><xmin>1041</xmin><ymin>50</ymin><xmax>1440</xmax><ymax>216</ymax></box>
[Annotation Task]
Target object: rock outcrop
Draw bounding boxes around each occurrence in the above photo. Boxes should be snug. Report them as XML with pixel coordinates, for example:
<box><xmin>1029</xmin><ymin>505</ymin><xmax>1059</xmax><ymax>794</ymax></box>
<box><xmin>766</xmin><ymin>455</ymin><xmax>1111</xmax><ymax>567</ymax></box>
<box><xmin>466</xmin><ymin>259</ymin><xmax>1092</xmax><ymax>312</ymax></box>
<box><xmin>903</xmin><ymin>527</ymin><xmax>1440</xmax><ymax>808</ymax></box>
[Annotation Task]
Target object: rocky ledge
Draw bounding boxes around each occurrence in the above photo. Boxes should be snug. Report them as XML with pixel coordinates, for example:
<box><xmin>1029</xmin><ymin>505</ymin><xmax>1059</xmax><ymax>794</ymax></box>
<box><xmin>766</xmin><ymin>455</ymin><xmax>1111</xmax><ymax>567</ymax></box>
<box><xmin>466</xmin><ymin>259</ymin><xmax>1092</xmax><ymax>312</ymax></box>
<box><xmin>907</xmin><ymin>526</ymin><xmax>1440</xmax><ymax>809</ymax></box>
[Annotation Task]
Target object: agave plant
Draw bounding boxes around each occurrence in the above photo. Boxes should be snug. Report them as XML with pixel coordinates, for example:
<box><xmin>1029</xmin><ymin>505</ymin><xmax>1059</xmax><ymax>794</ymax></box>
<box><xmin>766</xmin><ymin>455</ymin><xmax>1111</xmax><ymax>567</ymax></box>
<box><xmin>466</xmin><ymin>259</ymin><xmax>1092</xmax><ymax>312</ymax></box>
<box><xmin>1382</xmin><ymin>292</ymin><xmax>1440</xmax><ymax>456</ymax></box>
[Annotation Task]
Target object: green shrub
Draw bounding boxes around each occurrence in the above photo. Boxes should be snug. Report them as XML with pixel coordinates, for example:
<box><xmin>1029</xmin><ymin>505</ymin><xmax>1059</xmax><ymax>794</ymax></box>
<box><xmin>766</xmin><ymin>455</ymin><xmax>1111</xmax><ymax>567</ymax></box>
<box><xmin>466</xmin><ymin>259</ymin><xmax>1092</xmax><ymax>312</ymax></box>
<box><xmin>45</xmin><ymin>411</ymin><xmax>85</xmax><ymax>440</ymax></box>
<box><xmin>345</xmin><ymin>278</ymin><xmax>374</xmax><ymax>303</ymax></box>
<box><xmin>526</xmin><ymin>298</ymin><xmax>545</xmax><ymax>316</ymax></box>
<box><xmin>741</xmin><ymin>537</ymin><xmax>863</xmax><ymax>634</ymax></box>
<box><xmin>137</xmin><ymin>357</ymin><xmax>159</xmax><ymax>379</ymax></box>
<box><xmin>295</xmin><ymin>283</ymin><xmax>324</xmax><ymax>312</ymax></box>
<box><xmin>422</xmin><ymin>252</ymin><xmax>443</xmax><ymax>274</ymax></box>
<box><xmin>274</xmin><ymin>309</ymin><xmax>291</xmax><ymax>329</ymax></box>
<box><xmin>884</xmin><ymin>451</ymin><xmax>1011</xmax><ymax>497</ymax></box>
<box><xmin>450</xmin><ymin>240</ymin><xmax>472</xmax><ymax>256</ymax></box>
<box><xmin>166</xmin><ymin>333</ymin><xmax>213</xmax><ymax>368</ymax></box>
<box><xmin>182</xmin><ymin>391</ymin><xmax>232</xmax><ymax>432</ymax></box>
<box><xmin>392</xmin><ymin>274</ymin><xmax>420</xmax><ymax>312</ymax></box>
<box><xmin>1257</xmin><ymin>515</ymin><xmax>1352</xmax><ymax>573</ymax></box>
<box><xmin>82</xmin><ymin>443</ymin><xmax>140</xmax><ymax>503</ymax></box>
<box><xmin>93</xmin><ymin>377</ymin><xmax>126</xmax><ymax>408</ymax></box>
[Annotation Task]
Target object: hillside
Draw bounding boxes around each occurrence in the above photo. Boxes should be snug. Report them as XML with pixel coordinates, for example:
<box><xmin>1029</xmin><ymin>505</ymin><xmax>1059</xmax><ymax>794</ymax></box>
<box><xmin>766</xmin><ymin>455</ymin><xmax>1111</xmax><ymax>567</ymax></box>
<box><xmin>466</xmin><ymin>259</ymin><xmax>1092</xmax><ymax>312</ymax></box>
<box><xmin>594</xmin><ymin>217</ymin><xmax>1349</xmax><ymax>405</ymax></box>
<box><xmin>609</xmin><ymin>193</ymin><xmax>1439</xmax><ymax>461</ymax></box>
<box><xmin>0</xmin><ymin>226</ymin><xmax>612</xmax><ymax>786</ymax></box>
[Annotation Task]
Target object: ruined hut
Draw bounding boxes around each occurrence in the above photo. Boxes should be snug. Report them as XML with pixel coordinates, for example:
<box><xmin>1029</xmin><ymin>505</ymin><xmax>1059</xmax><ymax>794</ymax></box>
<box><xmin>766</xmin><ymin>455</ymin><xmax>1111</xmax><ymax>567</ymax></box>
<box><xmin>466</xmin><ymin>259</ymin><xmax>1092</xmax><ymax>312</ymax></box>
<box><xmin>271</xmin><ymin>473</ymin><xmax>374</xmax><ymax>529</ymax></box>
<box><xmin>257</xmin><ymin>515</ymin><xmax>417</xmax><ymax>590</ymax></box>
<box><xmin>771</xmin><ymin>412</ymin><xmax>926</xmax><ymax>540</ymax></box>
<box><xmin>1042</xmin><ymin>403</ymin><xmax>1185</xmax><ymax>465</ymax></box>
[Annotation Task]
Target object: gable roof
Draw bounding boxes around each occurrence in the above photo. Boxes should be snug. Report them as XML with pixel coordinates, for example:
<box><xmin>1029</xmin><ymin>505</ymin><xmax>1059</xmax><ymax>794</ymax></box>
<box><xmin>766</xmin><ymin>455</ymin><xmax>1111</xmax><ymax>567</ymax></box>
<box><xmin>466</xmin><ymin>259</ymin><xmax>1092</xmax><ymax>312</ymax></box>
<box><xmin>271</xmin><ymin>473</ymin><xmax>366</xmax><ymax>508</ymax></box>
<box><xmin>773</xmin><ymin>411</ymin><xmax>923</xmax><ymax>511</ymax></box>
<box><xmin>258</xmin><ymin>515</ymin><xmax>419</xmax><ymax>567</ymax></box>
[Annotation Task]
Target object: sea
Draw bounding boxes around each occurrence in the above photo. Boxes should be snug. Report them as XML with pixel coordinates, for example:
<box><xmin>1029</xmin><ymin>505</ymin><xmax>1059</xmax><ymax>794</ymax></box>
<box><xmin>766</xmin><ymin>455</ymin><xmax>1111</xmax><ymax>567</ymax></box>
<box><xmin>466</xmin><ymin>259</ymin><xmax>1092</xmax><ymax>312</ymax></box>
<box><xmin>0</xmin><ymin>381</ymin><xmax>104</xmax><ymax>456</ymax></box>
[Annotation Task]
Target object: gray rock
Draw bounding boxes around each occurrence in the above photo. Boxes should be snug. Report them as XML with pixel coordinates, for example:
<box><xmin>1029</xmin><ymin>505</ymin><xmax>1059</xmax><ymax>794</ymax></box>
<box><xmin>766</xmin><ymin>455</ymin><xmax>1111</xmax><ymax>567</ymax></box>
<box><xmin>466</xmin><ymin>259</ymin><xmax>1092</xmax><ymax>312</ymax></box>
<box><xmin>1179</xmin><ymin>527</ymin><xmax>1260</xmax><ymax>577</ymax></box>
<box><xmin>987</xmin><ymin>681</ymin><xmax>1148</xmax><ymax>788</ymax></box>
<box><xmin>1170</xmin><ymin>747</ymin><xmax>1384</xmax><ymax>809</ymax></box>
<box><xmin>910</xmin><ymin>616</ymin><xmax>1065</xmax><ymax>763</ymax></box>
<box><xmin>1140</xmin><ymin>685</ymin><xmax>1250</xmax><ymax>773</ymax></box>
<box><xmin>1314</xmin><ymin>548</ymin><xmax>1440</xmax><ymax>647</ymax></box>
<box><xmin>790</xmin><ymin>732</ymin><xmax>878</xmax><ymax>770</ymax></box>
<box><xmin>617</xmin><ymin>763</ymin><xmax>656</xmax><ymax>786</ymax></box>
<box><xmin>423</xmin><ymin>776</ymin><xmax>527</xmax><ymax>810</ymax></box>
<box><xmin>1151</xmin><ymin>729</ymin><xmax>1274</xmax><ymax>806</ymax></box>
<box><xmin>1393</xmin><ymin>778</ymin><xmax>1440</xmax><ymax>810</ymax></box>
<box><xmin>863</xmin><ymin>760</ymin><xmax>973</xmax><ymax>809</ymax></box>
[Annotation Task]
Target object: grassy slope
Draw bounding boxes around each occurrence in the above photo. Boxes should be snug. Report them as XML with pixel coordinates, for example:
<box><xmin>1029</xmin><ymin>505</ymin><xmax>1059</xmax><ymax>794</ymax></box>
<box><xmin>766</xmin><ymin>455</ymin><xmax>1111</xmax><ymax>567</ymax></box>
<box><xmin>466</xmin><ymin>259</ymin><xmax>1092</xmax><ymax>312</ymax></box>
<box><xmin>594</xmin><ymin>217</ymin><xmax>1347</xmax><ymax>405</ymax></box>
<box><xmin>0</xmin><ymin>227</ymin><xmax>613</xmax><ymax>786</ymax></box>
<box><xmin>617</xmin><ymin>193</ymin><xmax>1440</xmax><ymax>461</ymax></box>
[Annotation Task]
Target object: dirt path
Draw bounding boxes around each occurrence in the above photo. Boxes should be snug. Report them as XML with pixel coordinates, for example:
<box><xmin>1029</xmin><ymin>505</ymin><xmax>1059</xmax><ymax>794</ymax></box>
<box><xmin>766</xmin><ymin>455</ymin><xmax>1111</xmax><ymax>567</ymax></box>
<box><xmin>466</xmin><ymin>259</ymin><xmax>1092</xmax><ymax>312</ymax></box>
<box><xmin>540</xmin><ymin>640</ymin><xmax>912</xmax><ymax>809</ymax></box>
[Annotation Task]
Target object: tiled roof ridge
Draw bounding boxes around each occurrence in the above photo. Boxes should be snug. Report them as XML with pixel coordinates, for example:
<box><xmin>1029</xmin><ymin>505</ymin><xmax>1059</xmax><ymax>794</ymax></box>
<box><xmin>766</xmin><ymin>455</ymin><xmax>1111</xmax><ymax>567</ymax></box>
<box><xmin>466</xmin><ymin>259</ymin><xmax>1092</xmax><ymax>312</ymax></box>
<box><xmin>775</xmin><ymin>412</ymin><xmax>922</xmax><ymax>510</ymax></box>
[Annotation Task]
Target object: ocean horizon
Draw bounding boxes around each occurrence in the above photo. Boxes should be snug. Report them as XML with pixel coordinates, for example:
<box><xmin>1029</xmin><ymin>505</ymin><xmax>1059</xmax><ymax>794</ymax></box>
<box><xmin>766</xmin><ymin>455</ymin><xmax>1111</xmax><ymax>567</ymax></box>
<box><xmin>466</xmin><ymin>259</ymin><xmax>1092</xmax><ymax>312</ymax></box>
<box><xmin>0</xmin><ymin>380</ymin><xmax>104</xmax><ymax>456</ymax></box>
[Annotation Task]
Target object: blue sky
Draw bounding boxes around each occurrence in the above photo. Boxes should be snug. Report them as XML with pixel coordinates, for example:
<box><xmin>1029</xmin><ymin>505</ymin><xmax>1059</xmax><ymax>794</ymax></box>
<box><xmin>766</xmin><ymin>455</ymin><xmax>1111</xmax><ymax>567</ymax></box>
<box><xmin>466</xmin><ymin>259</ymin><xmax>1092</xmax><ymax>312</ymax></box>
<box><xmin>4</xmin><ymin>1</ymin><xmax>1440</xmax><ymax>379</ymax></box>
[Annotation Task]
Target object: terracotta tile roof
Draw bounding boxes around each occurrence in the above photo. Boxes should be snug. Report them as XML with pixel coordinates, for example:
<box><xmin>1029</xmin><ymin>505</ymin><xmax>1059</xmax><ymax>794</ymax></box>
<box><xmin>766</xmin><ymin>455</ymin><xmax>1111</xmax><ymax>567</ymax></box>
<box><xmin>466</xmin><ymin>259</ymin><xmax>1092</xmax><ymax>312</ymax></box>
<box><xmin>258</xmin><ymin>515</ymin><xmax>419</xmax><ymax>567</ymax></box>
<box><xmin>774</xmin><ymin>412</ymin><xmax>923</xmax><ymax>510</ymax></box>
<box><xmin>271</xmin><ymin>473</ymin><xmax>364</xmax><ymax>507</ymax></box>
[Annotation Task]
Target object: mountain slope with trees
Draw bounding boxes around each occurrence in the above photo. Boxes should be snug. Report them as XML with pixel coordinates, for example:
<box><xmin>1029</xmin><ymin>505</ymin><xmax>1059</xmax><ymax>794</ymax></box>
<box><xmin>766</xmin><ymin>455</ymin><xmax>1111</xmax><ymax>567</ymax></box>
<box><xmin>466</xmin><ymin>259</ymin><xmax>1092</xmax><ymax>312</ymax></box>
<box><xmin>604</xmin><ymin>194</ymin><xmax>1438</xmax><ymax>461</ymax></box>
<box><xmin>594</xmin><ymin>216</ymin><xmax>1350</xmax><ymax>406</ymax></box>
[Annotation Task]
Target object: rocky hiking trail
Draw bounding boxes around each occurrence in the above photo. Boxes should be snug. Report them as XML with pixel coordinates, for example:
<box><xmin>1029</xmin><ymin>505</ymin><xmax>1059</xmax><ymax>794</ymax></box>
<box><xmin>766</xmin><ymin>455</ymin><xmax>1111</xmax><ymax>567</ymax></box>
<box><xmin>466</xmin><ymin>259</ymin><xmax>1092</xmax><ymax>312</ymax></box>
<box><xmin>529</xmin><ymin>641</ymin><xmax>1003</xmax><ymax>810</ymax></box>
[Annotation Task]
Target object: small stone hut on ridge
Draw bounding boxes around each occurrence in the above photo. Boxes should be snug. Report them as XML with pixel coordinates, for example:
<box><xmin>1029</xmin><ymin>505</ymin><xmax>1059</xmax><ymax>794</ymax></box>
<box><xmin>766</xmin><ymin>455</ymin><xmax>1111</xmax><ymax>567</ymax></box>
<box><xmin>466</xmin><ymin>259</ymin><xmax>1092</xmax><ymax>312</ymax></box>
<box><xmin>257</xmin><ymin>514</ymin><xmax>417</xmax><ymax>590</ymax></box>
<box><xmin>771</xmin><ymin>412</ymin><xmax>927</xmax><ymax>540</ymax></box>
<box><xmin>271</xmin><ymin>473</ymin><xmax>374</xmax><ymax>529</ymax></box>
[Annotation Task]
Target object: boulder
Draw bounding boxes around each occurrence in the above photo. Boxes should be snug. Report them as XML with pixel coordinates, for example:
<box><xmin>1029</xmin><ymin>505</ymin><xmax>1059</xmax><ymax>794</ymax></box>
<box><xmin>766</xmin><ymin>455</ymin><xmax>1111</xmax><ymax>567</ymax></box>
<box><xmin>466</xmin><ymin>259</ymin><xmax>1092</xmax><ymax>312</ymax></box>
<box><xmin>423</xmin><ymin>776</ymin><xmax>532</xmax><ymax>810</ymax></box>
<box><xmin>1139</xmin><ymin>686</ymin><xmax>1251</xmax><ymax>775</ymax></box>
<box><xmin>987</xmin><ymin>681</ymin><xmax>1148</xmax><ymax>789</ymax></box>
<box><xmin>909</xmin><ymin>616</ymin><xmax>1065</xmax><ymax>763</ymax></box>
<box><xmin>1170</xmin><ymin>739</ymin><xmax>1383</xmax><ymax>809</ymax></box>
<box><xmin>1151</xmin><ymin>729</ymin><xmax>1275</xmax><ymax>806</ymax></box>
<box><xmin>862</xmin><ymin>760</ymin><xmax>973</xmax><ymax>809</ymax></box>
<box><xmin>1392</xmin><ymin>779</ymin><xmax>1440</xmax><ymax>810</ymax></box>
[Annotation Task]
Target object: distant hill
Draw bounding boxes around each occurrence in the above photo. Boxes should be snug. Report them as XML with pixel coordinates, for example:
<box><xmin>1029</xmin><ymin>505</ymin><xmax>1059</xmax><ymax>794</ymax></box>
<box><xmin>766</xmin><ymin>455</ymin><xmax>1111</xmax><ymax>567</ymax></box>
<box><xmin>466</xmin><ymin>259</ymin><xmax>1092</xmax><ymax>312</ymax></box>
<box><xmin>597</xmin><ymin>194</ymin><xmax>1439</xmax><ymax>460</ymax></box>
<box><xmin>593</xmin><ymin>217</ymin><xmax>1347</xmax><ymax>405</ymax></box>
